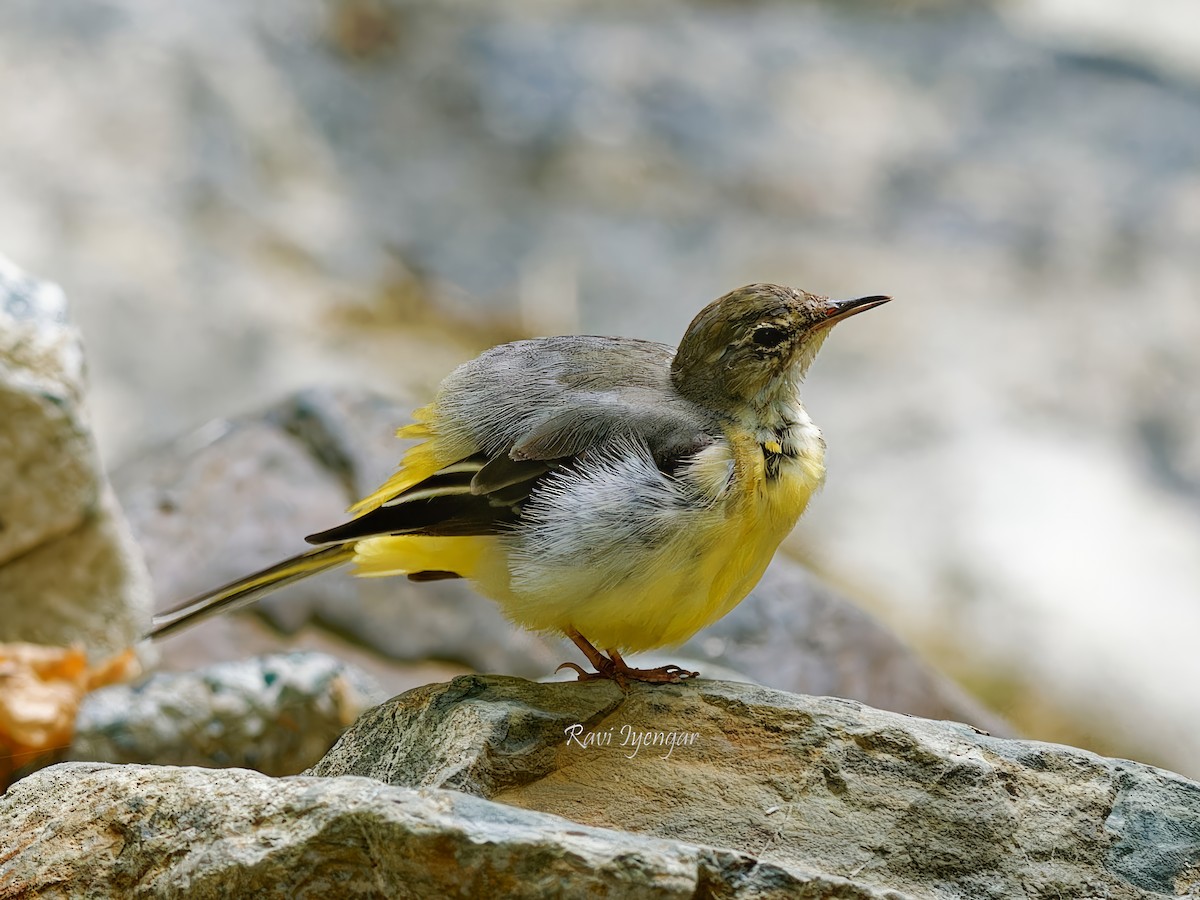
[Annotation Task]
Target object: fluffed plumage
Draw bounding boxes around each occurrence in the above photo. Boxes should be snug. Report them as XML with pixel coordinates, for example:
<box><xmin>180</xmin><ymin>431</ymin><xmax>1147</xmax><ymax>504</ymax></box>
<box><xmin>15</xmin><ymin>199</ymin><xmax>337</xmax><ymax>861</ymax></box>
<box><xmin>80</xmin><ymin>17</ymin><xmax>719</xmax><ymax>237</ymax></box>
<box><xmin>151</xmin><ymin>284</ymin><xmax>890</xmax><ymax>683</ymax></box>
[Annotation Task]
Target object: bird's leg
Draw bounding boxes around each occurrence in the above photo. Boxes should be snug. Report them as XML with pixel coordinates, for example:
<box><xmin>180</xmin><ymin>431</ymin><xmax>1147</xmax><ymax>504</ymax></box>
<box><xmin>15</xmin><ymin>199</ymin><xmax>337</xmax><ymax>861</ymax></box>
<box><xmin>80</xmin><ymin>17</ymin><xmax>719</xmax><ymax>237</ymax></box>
<box><xmin>556</xmin><ymin>628</ymin><xmax>700</xmax><ymax>686</ymax></box>
<box><xmin>607</xmin><ymin>647</ymin><xmax>699</xmax><ymax>684</ymax></box>
<box><xmin>557</xmin><ymin>628</ymin><xmax>620</xmax><ymax>683</ymax></box>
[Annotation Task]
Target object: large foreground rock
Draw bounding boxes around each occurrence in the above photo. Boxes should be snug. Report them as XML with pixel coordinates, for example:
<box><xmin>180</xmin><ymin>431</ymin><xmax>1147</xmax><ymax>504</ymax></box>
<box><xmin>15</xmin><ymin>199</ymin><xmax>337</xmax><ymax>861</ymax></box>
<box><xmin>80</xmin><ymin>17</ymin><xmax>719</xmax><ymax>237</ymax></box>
<box><xmin>312</xmin><ymin>676</ymin><xmax>1200</xmax><ymax>899</ymax></box>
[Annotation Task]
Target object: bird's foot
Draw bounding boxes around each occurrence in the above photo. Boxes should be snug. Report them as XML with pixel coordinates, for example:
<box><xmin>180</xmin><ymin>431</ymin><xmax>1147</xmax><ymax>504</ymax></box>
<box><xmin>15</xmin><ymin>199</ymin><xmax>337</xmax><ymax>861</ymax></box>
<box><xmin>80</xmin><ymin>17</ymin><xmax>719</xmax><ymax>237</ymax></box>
<box><xmin>613</xmin><ymin>662</ymin><xmax>700</xmax><ymax>684</ymax></box>
<box><xmin>607</xmin><ymin>647</ymin><xmax>698</xmax><ymax>685</ymax></box>
<box><xmin>560</xmin><ymin>627</ymin><xmax>700</xmax><ymax>687</ymax></box>
<box><xmin>555</xmin><ymin>658</ymin><xmax>699</xmax><ymax>687</ymax></box>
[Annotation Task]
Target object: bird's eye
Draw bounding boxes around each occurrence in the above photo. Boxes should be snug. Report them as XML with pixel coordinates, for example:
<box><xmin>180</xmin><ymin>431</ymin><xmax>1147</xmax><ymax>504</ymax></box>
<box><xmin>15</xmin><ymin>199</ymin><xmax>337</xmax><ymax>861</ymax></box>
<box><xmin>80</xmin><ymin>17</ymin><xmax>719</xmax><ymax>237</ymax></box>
<box><xmin>752</xmin><ymin>326</ymin><xmax>787</xmax><ymax>348</ymax></box>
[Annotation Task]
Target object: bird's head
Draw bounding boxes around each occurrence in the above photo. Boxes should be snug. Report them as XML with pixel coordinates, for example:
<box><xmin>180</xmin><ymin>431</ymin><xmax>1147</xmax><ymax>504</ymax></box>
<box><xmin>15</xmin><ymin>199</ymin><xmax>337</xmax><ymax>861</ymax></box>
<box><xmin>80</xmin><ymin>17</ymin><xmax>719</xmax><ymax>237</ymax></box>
<box><xmin>670</xmin><ymin>283</ymin><xmax>890</xmax><ymax>418</ymax></box>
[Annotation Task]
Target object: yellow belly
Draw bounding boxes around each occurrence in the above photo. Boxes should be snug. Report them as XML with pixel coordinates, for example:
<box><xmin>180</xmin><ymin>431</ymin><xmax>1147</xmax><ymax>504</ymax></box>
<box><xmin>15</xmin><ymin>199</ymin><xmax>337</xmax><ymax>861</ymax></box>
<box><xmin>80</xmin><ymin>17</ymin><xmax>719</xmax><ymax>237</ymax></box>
<box><xmin>353</xmin><ymin>441</ymin><xmax>824</xmax><ymax>653</ymax></box>
<box><xmin>584</xmin><ymin>443</ymin><xmax>822</xmax><ymax>650</ymax></box>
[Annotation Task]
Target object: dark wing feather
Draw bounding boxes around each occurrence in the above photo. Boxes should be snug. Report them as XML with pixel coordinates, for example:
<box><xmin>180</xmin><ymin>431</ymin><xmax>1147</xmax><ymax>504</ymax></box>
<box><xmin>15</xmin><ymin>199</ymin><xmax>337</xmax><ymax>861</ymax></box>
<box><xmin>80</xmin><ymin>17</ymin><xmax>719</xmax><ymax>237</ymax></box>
<box><xmin>305</xmin><ymin>452</ymin><xmax>556</xmax><ymax>544</ymax></box>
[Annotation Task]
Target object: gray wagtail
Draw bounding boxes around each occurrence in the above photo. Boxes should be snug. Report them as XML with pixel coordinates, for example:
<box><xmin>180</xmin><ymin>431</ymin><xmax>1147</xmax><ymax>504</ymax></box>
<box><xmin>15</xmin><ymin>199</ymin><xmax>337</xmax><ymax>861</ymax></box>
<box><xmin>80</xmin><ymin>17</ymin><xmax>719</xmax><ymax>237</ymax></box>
<box><xmin>150</xmin><ymin>283</ymin><xmax>890</xmax><ymax>684</ymax></box>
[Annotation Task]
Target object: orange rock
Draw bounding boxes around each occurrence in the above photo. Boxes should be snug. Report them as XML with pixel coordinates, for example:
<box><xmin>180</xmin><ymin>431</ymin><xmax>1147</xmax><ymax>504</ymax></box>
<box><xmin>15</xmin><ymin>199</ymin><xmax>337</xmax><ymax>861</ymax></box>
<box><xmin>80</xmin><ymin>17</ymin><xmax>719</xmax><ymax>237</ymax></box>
<box><xmin>0</xmin><ymin>643</ymin><xmax>139</xmax><ymax>787</ymax></box>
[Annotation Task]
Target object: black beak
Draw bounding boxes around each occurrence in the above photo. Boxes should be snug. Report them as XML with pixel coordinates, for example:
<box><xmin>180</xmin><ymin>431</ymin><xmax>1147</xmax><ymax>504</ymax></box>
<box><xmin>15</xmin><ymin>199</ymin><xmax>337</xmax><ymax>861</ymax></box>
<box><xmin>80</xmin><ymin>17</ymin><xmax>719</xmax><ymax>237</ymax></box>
<box><xmin>821</xmin><ymin>295</ymin><xmax>892</xmax><ymax>323</ymax></box>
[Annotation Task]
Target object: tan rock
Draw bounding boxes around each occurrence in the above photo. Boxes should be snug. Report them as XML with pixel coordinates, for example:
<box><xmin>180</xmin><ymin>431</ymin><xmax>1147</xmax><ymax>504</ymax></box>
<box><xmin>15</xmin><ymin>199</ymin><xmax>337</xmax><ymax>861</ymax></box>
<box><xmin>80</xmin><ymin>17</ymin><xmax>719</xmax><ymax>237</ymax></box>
<box><xmin>0</xmin><ymin>256</ymin><xmax>152</xmax><ymax>658</ymax></box>
<box><xmin>0</xmin><ymin>257</ymin><xmax>91</xmax><ymax>563</ymax></box>
<box><xmin>0</xmin><ymin>489</ymin><xmax>153</xmax><ymax>657</ymax></box>
<box><xmin>312</xmin><ymin>676</ymin><xmax>1200</xmax><ymax>899</ymax></box>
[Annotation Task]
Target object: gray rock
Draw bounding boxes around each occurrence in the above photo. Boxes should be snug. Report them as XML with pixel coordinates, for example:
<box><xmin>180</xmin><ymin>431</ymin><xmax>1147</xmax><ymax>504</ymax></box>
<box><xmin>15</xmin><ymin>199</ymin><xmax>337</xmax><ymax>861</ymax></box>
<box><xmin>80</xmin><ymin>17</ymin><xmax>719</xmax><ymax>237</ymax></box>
<box><xmin>0</xmin><ymin>254</ymin><xmax>152</xmax><ymax>657</ymax></box>
<box><xmin>312</xmin><ymin>675</ymin><xmax>1200</xmax><ymax>899</ymax></box>
<box><xmin>0</xmin><ymin>761</ymin><xmax>906</xmax><ymax>899</ymax></box>
<box><xmin>68</xmin><ymin>652</ymin><xmax>387</xmax><ymax>776</ymax></box>
<box><xmin>115</xmin><ymin>415</ymin><xmax>357</xmax><ymax>636</ymax></box>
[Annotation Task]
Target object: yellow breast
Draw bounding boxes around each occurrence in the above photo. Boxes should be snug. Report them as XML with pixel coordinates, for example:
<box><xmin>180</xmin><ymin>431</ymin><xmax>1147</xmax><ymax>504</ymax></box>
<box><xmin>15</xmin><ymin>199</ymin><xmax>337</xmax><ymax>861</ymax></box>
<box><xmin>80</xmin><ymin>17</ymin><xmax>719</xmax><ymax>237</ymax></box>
<box><xmin>674</xmin><ymin>432</ymin><xmax>825</xmax><ymax>644</ymax></box>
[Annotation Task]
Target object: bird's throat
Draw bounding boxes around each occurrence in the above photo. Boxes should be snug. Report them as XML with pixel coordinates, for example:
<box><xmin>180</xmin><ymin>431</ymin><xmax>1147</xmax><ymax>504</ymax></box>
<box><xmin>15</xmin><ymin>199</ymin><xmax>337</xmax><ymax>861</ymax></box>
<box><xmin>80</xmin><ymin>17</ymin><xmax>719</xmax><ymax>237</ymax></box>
<box><xmin>745</xmin><ymin>376</ymin><xmax>823</xmax><ymax>471</ymax></box>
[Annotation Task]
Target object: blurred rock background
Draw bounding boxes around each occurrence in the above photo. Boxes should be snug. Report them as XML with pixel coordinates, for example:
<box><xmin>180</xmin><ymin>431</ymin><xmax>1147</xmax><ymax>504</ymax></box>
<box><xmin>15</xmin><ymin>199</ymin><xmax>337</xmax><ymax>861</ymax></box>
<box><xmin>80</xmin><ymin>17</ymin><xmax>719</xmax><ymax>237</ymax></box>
<box><xmin>1</xmin><ymin>0</ymin><xmax>1197</xmax><ymax>775</ymax></box>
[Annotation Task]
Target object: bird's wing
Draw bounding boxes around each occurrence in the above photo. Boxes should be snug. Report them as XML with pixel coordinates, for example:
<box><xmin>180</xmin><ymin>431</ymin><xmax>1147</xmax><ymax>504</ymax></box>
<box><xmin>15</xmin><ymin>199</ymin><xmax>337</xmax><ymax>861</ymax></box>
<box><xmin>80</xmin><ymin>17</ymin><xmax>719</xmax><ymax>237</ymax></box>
<box><xmin>306</xmin><ymin>335</ymin><xmax>723</xmax><ymax>545</ymax></box>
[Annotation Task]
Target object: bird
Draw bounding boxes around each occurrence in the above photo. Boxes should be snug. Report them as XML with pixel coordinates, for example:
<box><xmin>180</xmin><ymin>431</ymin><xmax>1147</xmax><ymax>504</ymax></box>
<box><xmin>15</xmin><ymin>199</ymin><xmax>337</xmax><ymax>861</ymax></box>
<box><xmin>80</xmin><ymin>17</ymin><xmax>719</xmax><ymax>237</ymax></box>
<box><xmin>150</xmin><ymin>283</ymin><xmax>890</xmax><ymax>685</ymax></box>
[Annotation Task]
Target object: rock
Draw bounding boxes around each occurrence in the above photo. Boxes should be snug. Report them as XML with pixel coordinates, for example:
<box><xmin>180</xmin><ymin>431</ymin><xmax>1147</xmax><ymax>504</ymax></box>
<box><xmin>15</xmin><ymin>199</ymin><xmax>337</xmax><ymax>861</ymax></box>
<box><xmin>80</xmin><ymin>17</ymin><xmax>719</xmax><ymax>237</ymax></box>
<box><xmin>68</xmin><ymin>652</ymin><xmax>387</xmax><ymax>776</ymax></box>
<box><xmin>0</xmin><ymin>256</ymin><xmax>88</xmax><ymax>563</ymax></box>
<box><xmin>115</xmin><ymin>415</ymin><xmax>357</xmax><ymax>636</ymax></box>
<box><xmin>126</xmin><ymin>610</ymin><xmax>472</xmax><ymax>703</ymax></box>
<box><xmin>0</xmin><ymin>641</ymin><xmax>138</xmax><ymax>790</ymax></box>
<box><xmin>312</xmin><ymin>675</ymin><xmax>1200</xmax><ymax>898</ymax></box>
<box><xmin>4</xmin><ymin>678</ymin><xmax>1193</xmax><ymax>896</ymax></box>
<box><xmin>0</xmin><ymin>762</ymin><xmax>905</xmax><ymax>899</ymax></box>
<box><xmin>0</xmin><ymin>255</ymin><xmax>152</xmax><ymax>658</ymax></box>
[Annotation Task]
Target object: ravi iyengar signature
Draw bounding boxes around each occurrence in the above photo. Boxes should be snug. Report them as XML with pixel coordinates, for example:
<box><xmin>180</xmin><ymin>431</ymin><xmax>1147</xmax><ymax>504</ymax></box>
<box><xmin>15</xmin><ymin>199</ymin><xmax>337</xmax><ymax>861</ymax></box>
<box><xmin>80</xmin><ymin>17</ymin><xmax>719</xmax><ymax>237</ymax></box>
<box><xmin>563</xmin><ymin>723</ymin><xmax>700</xmax><ymax>759</ymax></box>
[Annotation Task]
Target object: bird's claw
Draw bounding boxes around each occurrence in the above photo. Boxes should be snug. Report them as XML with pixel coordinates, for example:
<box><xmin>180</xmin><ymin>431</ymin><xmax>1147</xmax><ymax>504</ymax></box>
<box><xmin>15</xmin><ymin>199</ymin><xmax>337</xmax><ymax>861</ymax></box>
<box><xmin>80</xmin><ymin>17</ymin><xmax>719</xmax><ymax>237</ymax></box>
<box><xmin>555</xmin><ymin>661</ymin><xmax>607</xmax><ymax>681</ymax></box>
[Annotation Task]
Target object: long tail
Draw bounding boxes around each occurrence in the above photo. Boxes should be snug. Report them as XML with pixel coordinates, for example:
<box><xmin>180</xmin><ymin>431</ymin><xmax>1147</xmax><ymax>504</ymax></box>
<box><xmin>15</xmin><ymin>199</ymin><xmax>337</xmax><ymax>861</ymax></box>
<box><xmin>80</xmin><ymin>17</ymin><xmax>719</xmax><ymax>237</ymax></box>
<box><xmin>148</xmin><ymin>543</ymin><xmax>357</xmax><ymax>640</ymax></box>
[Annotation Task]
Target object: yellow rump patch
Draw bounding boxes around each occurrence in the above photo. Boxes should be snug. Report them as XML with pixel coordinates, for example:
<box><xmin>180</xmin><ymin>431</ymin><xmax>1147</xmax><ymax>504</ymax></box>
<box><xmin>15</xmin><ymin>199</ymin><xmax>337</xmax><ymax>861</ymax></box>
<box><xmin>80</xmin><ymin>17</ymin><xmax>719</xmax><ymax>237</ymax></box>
<box><xmin>353</xmin><ymin>534</ymin><xmax>492</xmax><ymax>582</ymax></box>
